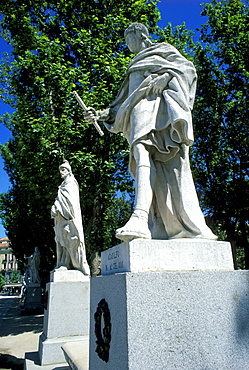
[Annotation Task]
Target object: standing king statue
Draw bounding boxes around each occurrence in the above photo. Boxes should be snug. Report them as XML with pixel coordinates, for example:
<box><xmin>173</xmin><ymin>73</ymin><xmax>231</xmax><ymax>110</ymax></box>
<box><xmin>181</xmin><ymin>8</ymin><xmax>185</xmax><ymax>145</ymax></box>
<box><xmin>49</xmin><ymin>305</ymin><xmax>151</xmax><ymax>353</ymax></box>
<box><xmin>51</xmin><ymin>160</ymin><xmax>90</xmax><ymax>275</ymax></box>
<box><xmin>84</xmin><ymin>23</ymin><xmax>217</xmax><ymax>242</ymax></box>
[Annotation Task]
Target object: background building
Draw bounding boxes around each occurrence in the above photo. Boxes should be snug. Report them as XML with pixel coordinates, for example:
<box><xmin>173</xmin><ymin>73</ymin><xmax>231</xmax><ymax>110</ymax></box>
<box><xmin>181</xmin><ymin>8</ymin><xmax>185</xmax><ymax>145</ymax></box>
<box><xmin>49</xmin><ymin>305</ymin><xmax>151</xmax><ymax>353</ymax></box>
<box><xmin>0</xmin><ymin>237</ymin><xmax>18</xmax><ymax>272</ymax></box>
<box><xmin>0</xmin><ymin>237</ymin><xmax>22</xmax><ymax>295</ymax></box>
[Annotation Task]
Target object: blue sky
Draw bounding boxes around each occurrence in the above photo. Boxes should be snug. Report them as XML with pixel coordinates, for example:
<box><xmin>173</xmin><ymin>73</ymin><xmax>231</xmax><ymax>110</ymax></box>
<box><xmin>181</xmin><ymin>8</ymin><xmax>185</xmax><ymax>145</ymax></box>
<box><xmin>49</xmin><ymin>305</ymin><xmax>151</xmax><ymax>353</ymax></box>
<box><xmin>0</xmin><ymin>0</ymin><xmax>210</xmax><ymax>237</ymax></box>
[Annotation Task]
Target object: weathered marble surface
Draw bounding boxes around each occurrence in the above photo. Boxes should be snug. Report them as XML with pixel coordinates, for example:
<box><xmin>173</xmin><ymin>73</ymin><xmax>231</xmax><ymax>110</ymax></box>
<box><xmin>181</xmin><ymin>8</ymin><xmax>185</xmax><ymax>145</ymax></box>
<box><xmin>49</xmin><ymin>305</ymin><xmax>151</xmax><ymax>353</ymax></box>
<box><xmin>62</xmin><ymin>341</ymin><xmax>89</xmax><ymax>370</ymax></box>
<box><xmin>38</xmin><ymin>277</ymin><xmax>90</xmax><ymax>366</ymax></box>
<box><xmin>90</xmin><ymin>270</ymin><xmax>249</xmax><ymax>370</ymax></box>
<box><xmin>50</xmin><ymin>268</ymin><xmax>90</xmax><ymax>282</ymax></box>
<box><xmin>51</xmin><ymin>160</ymin><xmax>90</xmax><ymax>276</ymax></box>
<box><xmin>101</xmin><ymin>239</ymin><xmax>234</xmax><ymax>275</ymax></box>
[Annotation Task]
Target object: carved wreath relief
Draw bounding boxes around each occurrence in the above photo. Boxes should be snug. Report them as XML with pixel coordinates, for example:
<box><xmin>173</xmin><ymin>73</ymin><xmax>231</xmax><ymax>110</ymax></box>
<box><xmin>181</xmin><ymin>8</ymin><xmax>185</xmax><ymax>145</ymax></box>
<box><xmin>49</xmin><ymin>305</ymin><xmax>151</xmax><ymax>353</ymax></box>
<box><xmin>94</xmin><ymin>298</ymin><xmax>112</xmax><ymax>362</ymax></box>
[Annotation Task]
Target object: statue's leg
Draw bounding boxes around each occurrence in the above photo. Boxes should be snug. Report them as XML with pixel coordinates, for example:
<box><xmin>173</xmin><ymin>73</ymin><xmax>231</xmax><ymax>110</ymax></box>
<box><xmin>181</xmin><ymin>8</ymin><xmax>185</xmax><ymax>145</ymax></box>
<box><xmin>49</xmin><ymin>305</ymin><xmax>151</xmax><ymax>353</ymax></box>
<box><xmin>155</xmin><ymin>145</ymin><xmax>217</xmax><ymax>240</ymax></box>
<box><xmin>55</xmin><ymin>242</ymin><xmax>63</xmax><ymax>268</ymax></box>
<box><xmin>116</xmin><ymin>142</ymin><xmax>156</xmax><ymax>242</ymax></box>
<box><xmin>68</xmin><ymin>244</ymin><xmax>90</xmax><ymax>275</ymax></box>
<box><xmin>64</xmin><ymin>248</ymin><xmax>72</xmax><ymax>268</ymax></box>
<box><xmin>54</xmin><ymin>245</ymin><xmax>69</xmax><ymax>270</ymax></box>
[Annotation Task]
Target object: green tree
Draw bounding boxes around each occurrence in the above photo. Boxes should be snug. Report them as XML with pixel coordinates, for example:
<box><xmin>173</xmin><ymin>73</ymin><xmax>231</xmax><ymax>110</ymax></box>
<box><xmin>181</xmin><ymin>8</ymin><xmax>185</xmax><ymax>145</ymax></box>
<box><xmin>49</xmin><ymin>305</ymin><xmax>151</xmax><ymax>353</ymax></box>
<box><xmin>191</xmin><ymin>0</ymin><xmax>249</xmax><ymax>268</ymax></box>
<box><xmin>0</xmin><ymin>0</ymin><xmax>208</xmax><ymax>281</ymax></box>
<box><xmin>10</xmin><ymin>269</ymin><xmax>20</xmax><ymax>283</ymax></box>
<box><xmin>0</xmin><ymin>273</ymin><xmax>6</xmax><ymax>288</ymax></box>
<box><xmin>0</xmin><ymin>0</ymin><xmax>161</xmax><ymax>283</ymax></box>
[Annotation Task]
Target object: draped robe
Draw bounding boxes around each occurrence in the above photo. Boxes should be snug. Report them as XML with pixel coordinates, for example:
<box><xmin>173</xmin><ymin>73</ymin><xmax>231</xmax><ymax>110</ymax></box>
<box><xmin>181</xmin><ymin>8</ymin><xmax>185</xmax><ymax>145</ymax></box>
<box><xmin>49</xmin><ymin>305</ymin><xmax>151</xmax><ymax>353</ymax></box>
<box><xmin>104</xmin><ymin>42</ymin><xmax>216</xmax><ymax>240</ymax></box>
<box><xmin>52</xmin><ymin>174</ymin><xmax>89</xmax><ymax>271</ymax></box>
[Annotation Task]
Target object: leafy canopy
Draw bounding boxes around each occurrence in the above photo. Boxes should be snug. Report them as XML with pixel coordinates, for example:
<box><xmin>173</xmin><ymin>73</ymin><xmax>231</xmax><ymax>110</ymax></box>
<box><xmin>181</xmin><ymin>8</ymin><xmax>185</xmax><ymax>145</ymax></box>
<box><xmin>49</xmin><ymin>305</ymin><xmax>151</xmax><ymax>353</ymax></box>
<box><xmin>191</xmin><ymin>0</ymin><xmax>249</xmax><ymax>268</ymax></box>
<box><xmin>0</xmin><ymin>0</ymin><xmax>162</xmax><ymax>281</ymax></box>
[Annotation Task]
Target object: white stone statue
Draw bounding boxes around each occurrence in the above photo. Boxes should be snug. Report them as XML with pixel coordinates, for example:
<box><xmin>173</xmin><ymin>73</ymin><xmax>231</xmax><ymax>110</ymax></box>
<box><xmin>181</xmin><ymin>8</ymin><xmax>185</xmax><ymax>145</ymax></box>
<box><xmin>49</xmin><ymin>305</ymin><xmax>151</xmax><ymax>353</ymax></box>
<box><xmin>51</xmin><ymin>160</ymin><xmax>90</xmax><ymax>275</ymax></box>
<box><xmin>84</xmin><ymin>23</ymin><xmax>217</xmax><ymax>242</ymax></box>
<box><xmin>24</xmin><ymin>247</ymin><xmax>41</xmax><ymax>284</ymax></box>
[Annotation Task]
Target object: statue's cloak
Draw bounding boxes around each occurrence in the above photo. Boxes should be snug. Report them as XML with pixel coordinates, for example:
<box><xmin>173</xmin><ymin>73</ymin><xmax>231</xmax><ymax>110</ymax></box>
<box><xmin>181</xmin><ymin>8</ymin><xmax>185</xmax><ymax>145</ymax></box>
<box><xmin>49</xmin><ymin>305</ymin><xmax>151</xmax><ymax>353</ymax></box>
<box><xmin>53</xmin><ymin>175</ymin><xmax>86</xmax><ymax>264</ymax></box>
<box><xmin>105</xmin><ymin>42</ymin><xmax>197</xmax><ymax>178</ymax></box>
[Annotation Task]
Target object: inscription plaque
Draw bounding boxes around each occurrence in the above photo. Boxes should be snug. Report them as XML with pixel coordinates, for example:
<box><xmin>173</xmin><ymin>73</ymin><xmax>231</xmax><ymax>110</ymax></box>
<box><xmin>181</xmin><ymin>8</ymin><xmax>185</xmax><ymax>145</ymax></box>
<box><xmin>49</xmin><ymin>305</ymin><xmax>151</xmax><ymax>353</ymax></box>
<box><xmin>101</xmin><ymin>239</ymin><xmax>234</xmax><ymax>275</ymax></box>
<box><xmin>102</xmin><ymin>244</ymin><xmax>129</xmax><ymax>275</ymax></box>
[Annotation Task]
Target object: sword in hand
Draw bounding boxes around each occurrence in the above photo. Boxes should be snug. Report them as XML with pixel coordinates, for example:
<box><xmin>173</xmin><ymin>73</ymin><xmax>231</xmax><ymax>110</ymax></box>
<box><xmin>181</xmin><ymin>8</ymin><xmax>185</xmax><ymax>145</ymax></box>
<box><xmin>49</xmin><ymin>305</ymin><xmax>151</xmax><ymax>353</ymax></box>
<box><xmin>72</xmin><ymin>90</ymin><xmax>104</xmax><ymax>137</ymax></box>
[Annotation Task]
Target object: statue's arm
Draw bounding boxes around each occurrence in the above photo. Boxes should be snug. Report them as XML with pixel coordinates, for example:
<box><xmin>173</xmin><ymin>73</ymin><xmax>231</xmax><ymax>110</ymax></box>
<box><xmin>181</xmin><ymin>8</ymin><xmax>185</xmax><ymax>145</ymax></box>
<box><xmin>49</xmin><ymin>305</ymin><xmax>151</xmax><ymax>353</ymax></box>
<box><xmin>96</xmin><ymin>108</ymin><xmax>111</xmax><ymax>121</ymax></box>
<box><xmin>51</xmin><ymin>200</ymin><xmax>66</xmax><ymax>219</ymax></box>
<box><xmin>51</xmin><ymin>204</ymin><xmax>58</xmax><ymax>218</ymax></box>
<box><xmin>83</xmin><ymin>107</ymin><xmax>118</xmax><ymax>129</ymax></box>
<box><xmin>83</xmin><ymin>107</ymin><xmax>112</xmax><ymax>121</ymax></box>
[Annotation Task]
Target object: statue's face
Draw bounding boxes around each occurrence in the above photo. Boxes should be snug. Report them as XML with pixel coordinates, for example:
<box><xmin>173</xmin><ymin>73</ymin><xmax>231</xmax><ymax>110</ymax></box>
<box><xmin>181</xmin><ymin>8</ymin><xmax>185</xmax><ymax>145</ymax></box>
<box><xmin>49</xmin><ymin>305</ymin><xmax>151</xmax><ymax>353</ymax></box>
<box><xmin>59</xmin><ymin>167</ymin><xmax>70</xmax><ymax>179</ymax></box>
<box><xmin>125</xmin><ymin>31</ymin><xmax>142</xmax><ymax>54</ymax></box>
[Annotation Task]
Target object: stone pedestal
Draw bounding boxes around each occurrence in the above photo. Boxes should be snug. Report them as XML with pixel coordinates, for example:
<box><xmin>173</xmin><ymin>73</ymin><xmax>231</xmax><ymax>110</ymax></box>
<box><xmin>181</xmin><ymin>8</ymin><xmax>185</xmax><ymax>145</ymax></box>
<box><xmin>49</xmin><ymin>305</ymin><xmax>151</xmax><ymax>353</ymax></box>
<box><xmin>38</xmin><ymin>271</ymin><xmax>90</xmax><ymax>366</ymax></box>
<box><xmin>62</xmin><ymin>341</ymin><xmax>89</xmax><ymax>370</ymax></box>
<box><xmin>21</xmin><ymin>283</ymin><xmax>43</xmax><ymax>314</ymax></box>
<box><xmin>25</xmin><ymin>270</ymin><xmax>90</xmax><ymax>369</ymax></box>
<box><xmin>101</xmin><ymin>238</ymin><xmax>234</xmax><ymax>274</ymax></box>
<box><xmin>88</xmin><ymin>239</ymin><xmax>249</xmax><ymax>370</ymax></box>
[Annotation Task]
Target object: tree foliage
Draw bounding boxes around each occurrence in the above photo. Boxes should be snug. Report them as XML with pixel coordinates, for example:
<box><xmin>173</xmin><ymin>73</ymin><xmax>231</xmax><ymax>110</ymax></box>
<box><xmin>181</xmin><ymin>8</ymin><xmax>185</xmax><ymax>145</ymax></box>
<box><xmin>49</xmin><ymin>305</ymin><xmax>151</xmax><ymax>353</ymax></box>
<box><xmin>3</xmin><ymin>0</ymin><xmax>248</xmax><ymax>280</ymax></box>
<box><xmin>0</xmin><ymin>273</ymin><xmax>6</xmax><ymax>288</ymax></box>
<box><xmin>191</xmin><ymin>0</ymin><xmax>249</xmax><ymax>268</ymax></box>
<box><xmin>0</xmin><ymin>0</ymin><xmax>161</xmax><ymax>282</ymax></box>
<box><xmin>10</xmin><ymin>269</ymin><xmax>20</xmax><ymax>283</ymax></box>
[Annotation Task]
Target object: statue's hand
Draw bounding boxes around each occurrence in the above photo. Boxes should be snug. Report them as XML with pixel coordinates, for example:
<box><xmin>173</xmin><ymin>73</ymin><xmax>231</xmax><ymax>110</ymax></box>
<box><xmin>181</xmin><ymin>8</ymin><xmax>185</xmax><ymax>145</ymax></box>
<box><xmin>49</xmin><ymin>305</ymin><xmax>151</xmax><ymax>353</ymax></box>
<box><xmin>149</xmin><ymin>73</ymin><xmax>171</xmax><ymax>94</ymax></box>
<box><xmin>83</xmin><ymin>107</ymin><xmax>98</xmax><ymax>124</ymax></box>
<box><xmin>51</xmin><ymin>205</ymin><xmax>57</xmax><ymax>218</ymax></box>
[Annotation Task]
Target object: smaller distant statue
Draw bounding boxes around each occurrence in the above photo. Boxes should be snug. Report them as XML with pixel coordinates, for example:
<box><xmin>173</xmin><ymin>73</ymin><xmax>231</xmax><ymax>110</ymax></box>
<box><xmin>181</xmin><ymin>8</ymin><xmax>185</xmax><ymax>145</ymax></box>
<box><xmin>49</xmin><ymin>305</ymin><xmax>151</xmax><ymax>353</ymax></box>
<box><xmin>51</xmin><ymin>160</ymin><xmax>90</xmax><ymax>275</ymax></box>
<box><xmin>24</xmin><ymin>247</ymin><xmax>41</xmax><ymax>284</ymax></box>
<box><xmin>21</xmin><ymin>247</ymin><xmax>42</xmax><ymax>313</ymax></box>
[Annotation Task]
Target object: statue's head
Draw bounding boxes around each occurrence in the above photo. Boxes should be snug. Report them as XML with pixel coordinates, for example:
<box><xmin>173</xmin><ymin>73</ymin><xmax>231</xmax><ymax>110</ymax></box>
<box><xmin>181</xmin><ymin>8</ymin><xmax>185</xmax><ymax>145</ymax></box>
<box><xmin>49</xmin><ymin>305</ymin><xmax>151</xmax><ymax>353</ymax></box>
<box><xmin>59</xmin><ymin>160</ymin><xmax>72</xmax><ymax>179</ymax></box>
<box><xmin>124</xmin><ymin>23</ymin><xmax>149</xmax><ymax>38</ymax></box>
<box><xmin>124</xmin><ymin>23</ymin><xmax>152</xmax><ymax>53</ymax></box>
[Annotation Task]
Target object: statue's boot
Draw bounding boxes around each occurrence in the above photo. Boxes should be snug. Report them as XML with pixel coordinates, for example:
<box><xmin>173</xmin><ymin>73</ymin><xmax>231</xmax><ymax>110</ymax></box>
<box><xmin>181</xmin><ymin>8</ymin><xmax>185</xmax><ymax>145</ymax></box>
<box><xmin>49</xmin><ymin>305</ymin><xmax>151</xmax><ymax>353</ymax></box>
<box><xmin>116</xmin><ymin>210</ymin><xmax>151</xmax><ymax>242</ymax></box>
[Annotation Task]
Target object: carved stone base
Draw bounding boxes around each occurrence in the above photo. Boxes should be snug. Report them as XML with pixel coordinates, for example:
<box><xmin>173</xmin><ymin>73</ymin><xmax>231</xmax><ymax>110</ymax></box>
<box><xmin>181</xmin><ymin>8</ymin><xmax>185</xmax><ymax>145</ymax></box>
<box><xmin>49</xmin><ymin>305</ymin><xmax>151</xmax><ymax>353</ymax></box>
<box><xmin>25</xmin><ymin>274</ymin><xmax>90</xmax><ymax>368</ymax></box>
<box><xmin>50</xmin><ymin>269</ymin><xmax>90</xmax><ymax>282</ymax></box>
<box><xmin>62</xmin><ymin>341</ymin><xmax>89</xmax><ymax>370</ymax></box>
<box><xmin>21</xmin><ymin>284</ymin><xmax>43</xmax><ymax>314</ymax></box>
<box><xmin>90</xmin><ymin>270</ymin><xmax>249</xmax><ymax>370</ymax></box>
<box><xmin>38</xmin><ymin>277</ymin><xmax>90</xmax><ymax>365</ymax></box>
<box><xmin>101</xmin><ymin>238</ymin><xmax>234</xmax><ymax>275</ymax></box>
